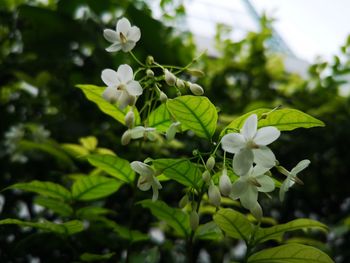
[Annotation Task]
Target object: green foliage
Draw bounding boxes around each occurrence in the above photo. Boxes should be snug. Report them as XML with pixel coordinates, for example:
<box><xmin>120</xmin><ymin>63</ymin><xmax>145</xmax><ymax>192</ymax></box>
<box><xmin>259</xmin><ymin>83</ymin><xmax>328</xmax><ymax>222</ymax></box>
<box><xmin>148</xmin><ymin>104</ymin><xmax>172</xmax><ymax>132</ymax></box>
<box><xmin>71</xmin><ymin>175</ymin><xmax>123</xmax><ymax>201</ymax></box>
<box><xmin>167</xmin><ymin>95</ymin><xmax>218</xmax><ymax>140</ymax></box>
<box><xmin>247</xmin><ymin>244</ymin><xmax>334</xmax><ymax>263</ymax></box>
<box><xmin>80</xmin><ymin>252</ymin><xmax>116</xmax><ymax>262</ymax></box>
<box><xmin>194</xmin><ymin>221</ymin><xmax>223</xmax><ymax>241</ymax></box>
<box><xmin>34</xmin><ymin>196</ymin><xmax>73</xmax><ymax>217</ymax></box>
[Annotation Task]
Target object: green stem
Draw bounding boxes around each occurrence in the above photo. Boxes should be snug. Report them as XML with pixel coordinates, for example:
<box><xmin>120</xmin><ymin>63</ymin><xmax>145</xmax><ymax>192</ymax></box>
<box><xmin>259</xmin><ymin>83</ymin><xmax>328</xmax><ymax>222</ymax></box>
<box><xmin>129</xmin><ymin>51</ymin><xmax>145</xmax><ymax>67</ymax></box>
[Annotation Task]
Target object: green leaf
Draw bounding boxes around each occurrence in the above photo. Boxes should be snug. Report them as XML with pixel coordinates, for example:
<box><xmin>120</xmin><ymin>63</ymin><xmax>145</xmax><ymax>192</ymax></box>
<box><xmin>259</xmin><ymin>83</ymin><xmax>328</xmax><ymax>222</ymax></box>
<box><xmin>34</xmin><ymin>196</ymin><xmax>73</xmax><ymax>217</ymax></box>
<box><xmin>76</xmin><ymin>206</ymin><xmax>116</xmax><ymax>220</ymax></box>
<box><xmin>213</xmin><ymin>208</ymin><xmax>253</xmax><ymax>241</ymax></box>
<box><xmin>61</xmin><ymin>143</ymin><xmax>90</xmax><ymax>158</ymax></box>
<box><xmin>139</xmin><ymin>200</ymin><xmax>191</xmax><ymax>237</ymax></box>
<box><xmin>167</xmin><ymin>95</ymin><xmax>218</xmax><ymax>140</ymax></box>
<box><xmin>6</xmin><ymin>181</ymin><xmax>71</xmax><ymax>201</ymax></box>
<box><xmin>0</xmin><ymin>219</ymin><xmax>84</xmax><ymax>235</ymax></box>
<box><xmin>148</xmin><ymin>104</ymin><xmax>172</xmax><ymax>132</ymax></box>
<box><xmin>254</xmin><ymin>218</ymin><xmax>328</xmax><ymax>244</ymax></box>
<box><xmin>247</xmin><ymin>244</ymin><xmax>334</xmax><ymax>263</ymax></box>
<box><xmin>194</xmin><ymin>221</ymin><xmax>223</xmax><ymax>241</ymax></box>
<box><xmin>76</xmin><ymin>85</ymin><xmax>140</xmax><ymax>125</ymax></box>
<box><xmin>152</xmin><ymin>158</ymin><xmax>202</xmax><ymax>190</ymax></box>
<box><xmin>222</xmin><ymin>108</ymin><xmax>325</xmax><ymax>135</ymax></box>
<box><xmin>79</xmin><ymin>136</ymin><xmax>98</xmax><ymax>151</ymax></box>
<box><xmin>80</xmin><ymin>252</ymin><xmax>116</xmax><ymax>262</ymax></box>
<box><xmin>72</xmin><ymin>175</ymin><xmax>123</xmax><ymax>201</ymax></box>
<box><xmin>86</xmin><ymin>154</ymin><xmax>135</xmax><ymax>183</ymax></box>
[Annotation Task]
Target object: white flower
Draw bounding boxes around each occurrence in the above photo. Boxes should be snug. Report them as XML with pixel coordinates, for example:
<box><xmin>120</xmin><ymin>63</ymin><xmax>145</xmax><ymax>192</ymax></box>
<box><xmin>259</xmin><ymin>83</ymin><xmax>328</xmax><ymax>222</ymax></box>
<box><xmin>166</xmin><ymin>122</ymin><xmax>181</xmax><ymax>141</ymax></box>
<box><xmin>129</xmin><ymin>126</ymin><xmax>156</xmax><ymax>141</ymax></box>
<box><xmin>208</xmin><ymin>181</ymin><xmax>221</xmax><ymax>207</ymax></box>
<box><xmin>219</xmin><ymin>168</ymin><xmax>232</xmax><ymax>196</ymax></box>
<box><xmin>221</xmin><ymin>114</ymin><xmax>280</xmax><ymax>176</ymax></box>
<box><xmin>164</xmin><ymin>69</ymin><xmax>176</xmax><ymax>86</ymax></box>
<box><xmin>103</xmin><ymin>17</ymin><xmax>141</xmax><ymax>52</ymax></box>
<box><xmin>101</xmin><ymin>64</ymin><xmax>142</xmax><ymax>109</ymax></box>
<box><xmin>131</xmin><ymin>161</ymin><xmax>162</xmax><ymax>201</ymax></box>
<box><xmin>189</xmin><ymin>83</ymin><xmax>204</xmax><ymax>95</ymax></box>
<box><xmin>279</xmin><ymin>159</ymin><xmax>310</xmax><ymax>201</ymax></box>
<box><xmin>230</xmin><ymin>165</ymin><xmax>275</xmax><ymax>219</ymax></box>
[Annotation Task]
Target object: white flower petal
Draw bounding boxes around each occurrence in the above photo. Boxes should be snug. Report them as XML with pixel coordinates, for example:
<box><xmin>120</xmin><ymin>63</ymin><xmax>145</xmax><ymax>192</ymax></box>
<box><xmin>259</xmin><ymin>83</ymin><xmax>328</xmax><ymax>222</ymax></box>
<box><xmin>251</xmin><ymin>165</ymin><xmax>271</xmax><ymax>177</ymax></box>
<box><xmin>106</xmin><ymin>43</ymin><xmax>122</xmax><ymax>52</ymax></box>
<box><xmin>131</xmin><ymin>161</ymin><xmax>154</xmax><ymax>176</ymax></box>
<box><xmin>291</xmin><ymin>159</ymin><xmax>311</xmax><ymax>175</ymax></box>
<box><xmin>230</xmin><ymin>177</ymin><xmax>248</xmax><ymax>199</ymax></box>
<box><xmin>101</xmin><ymin>69</ymin><xmax>119</xmax><ymax>87</ymax></box>
<box><xmin>102</xmin><ymin>86</ymin><xmax>119</xmax><ymax>103</ymax></box>
<box><xmin>116</xmin><ymin>17</ymin><xmax>131</xmax><ymax>34</ymax></box>
<box><xmin>221</xmin><ymin>133</ymin><xmax>245</xmax><ymax>154</ymax></box>
<box><xmin>250</xmin><ymin>202</ymin><xmax>263</xmax><ymax>220</ymax></box>
<box><xmin>241</xmin><ymin>114</ymin><xmax>257</xmax><ymax>140</ymax></box>
<box><xmin>254</xmin><ymin>127</ymin><xmax>280</xmax><ymax>146</ymax></box>
<box><xmin>151</xmin><ymin>184</ymin><xmax>159</xmax><ymax>201</ymax></box>
<box><xmin>103</xmin><ymin>29</ymin><xmax>118</xmax><ymax>43</ymax></box>
<box><xmin>117</xmin><ymin>64</ymin><xmax>133</xmax><ymax>83</ymax></box>
<box><xmin>128</xmin><ymin>26</ymin><xmax>141</xmax><ymax>42</ymax></box>
<box><xmin>121</xmin><ymin>41</ymin><xmax>136</xmax><ymax>52</ymax></box>
<box><xmin>118</xmin><ymin>91</ymin><xmax>132</xmax><ymax>109</ymax></box>
<box><xmin>233</xmin><ymin>148</ymin><xmax>254</xmax><ymax>176</ymax></box>
<box><xmin>126</xmin><ymin>80</ymin><xmax>143</xmax><ymax>96</ymax></box>
<box><xmin>253</xmin><ymin>146</ymin><xmax>276</xmax><ymax>168</ymax></box>
<box><xmin>279</xmin><ymin>179</ymin><xmax>289</xmax><ymax>201</ymax></box>
<box><xmin>137</xmin><ymin>175</ymin><xmax>152</xmax><ymax>191</ymax></box>
<box><xmin>240</xmin><ymin>186</ymin><xmax>258</xmax><ymax>211</ymax></box>
<box><xmin>129</xmin><ymin>126</ymin><xmax>146</xmax><ymax>139</ymax></box>
<box><xmin>256</xmin><ymin>175</ymin><xmax>275</xmax><ymax>192</ymax></box>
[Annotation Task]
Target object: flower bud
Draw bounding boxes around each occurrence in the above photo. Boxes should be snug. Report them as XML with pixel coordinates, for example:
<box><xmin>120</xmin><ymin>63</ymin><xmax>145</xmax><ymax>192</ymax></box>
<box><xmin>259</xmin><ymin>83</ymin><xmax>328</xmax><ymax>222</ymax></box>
<box><xmin>164</xmin><ymin>69</ymin><xmax>176</xmax><ymax>86</ymax></box>
<box><xmin>251</xmin><ymin>203</ymin><xmax>263</xmax><ymax>220</ymax></box>
<box><xmin>179</xmin><ymin>194</ymin><xmax>189</xmax><ymax>208</ymax></box>
<box><xmin>190</xmin><ymin>211</ymin><xmax>199</xmax><ymax>230</ymax></box>
<box><xmin>146</xmin><ymin>56</ymin><xmax>154</xmax><ymax>65</ymax></box>
<box><xmin>166</xmin><ymin>122</ymin><xmax>180</xmax><ymax>141</ymax></box>
<box><xmin>159</xmin><ymin>91</ymin><xmax>168</xmax><ymax>103</ymax></box>
<box><xmin>189</xmin><ymin>83</ymin><xmax>204</xmax><ymax>95</ymax></box>
<box><xmin>121</xmin><ymin>130</ymin><xmax>131</xmax><ymax>145</ymax></box>
<box><xmin>125</xmin><ymin>111</ymin><xmax>135</xmax><ymax>129</ymax></box>
<box><xmin>206</xmin><ymin>156</ymin><xmax>215</xmax><ymax>170</ymax></box>
<box><xmin>219</xmin><ymin>168</ymin><xmax>232</xmax><ymax>196</ymax></box>
<box><xmin>202</xmin><ymin>170</ymin><xmax>211</xmax><ymax>183</ymax></box>
<box><xmin>208</xmin><ymin>183</ymin><xmax>221</xmax><ymax>207</ymax></box>
<box><xmin>146</xmin><ymin>69</ymin><xmax>154</xmax><ymax>77</ymax></box>
<box><xmin>176</xmin><ymin>78</ymin><xmax>185</xmax><ymax>89</ymax></box>
<box><xmin>187</xmin><ymin>68</ymin><xmax>205</xmax><ymax>77</ymax></box>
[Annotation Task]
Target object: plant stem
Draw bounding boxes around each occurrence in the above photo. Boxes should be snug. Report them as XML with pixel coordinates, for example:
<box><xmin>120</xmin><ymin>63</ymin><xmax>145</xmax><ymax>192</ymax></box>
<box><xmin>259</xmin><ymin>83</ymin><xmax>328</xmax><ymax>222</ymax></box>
<box><xmin>129</xmin><ymin>51</ymin><xmax>145</xmax><ymax>67</ymax></box>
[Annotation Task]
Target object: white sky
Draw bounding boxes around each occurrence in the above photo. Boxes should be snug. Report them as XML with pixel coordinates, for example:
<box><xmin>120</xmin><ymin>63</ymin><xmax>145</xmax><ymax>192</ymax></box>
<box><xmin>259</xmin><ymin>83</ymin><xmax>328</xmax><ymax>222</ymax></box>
<box><xmin>251</xmin><ymin>0</ymin><xmax>350</xmax><ymax>61</ymax></box>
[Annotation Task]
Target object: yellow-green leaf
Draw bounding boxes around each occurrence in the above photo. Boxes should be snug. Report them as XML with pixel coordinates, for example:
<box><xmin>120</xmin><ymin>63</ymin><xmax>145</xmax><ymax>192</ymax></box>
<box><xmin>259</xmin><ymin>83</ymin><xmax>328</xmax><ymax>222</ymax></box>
<box><xmin>148</xmin><ymin>104</ymin><xmax>172</xmax><ymax>132</ymax></box>
<box><xmin>167</xmin><ymin>95</ymin><xmax>217</xmax><ymax>140</ymax></box>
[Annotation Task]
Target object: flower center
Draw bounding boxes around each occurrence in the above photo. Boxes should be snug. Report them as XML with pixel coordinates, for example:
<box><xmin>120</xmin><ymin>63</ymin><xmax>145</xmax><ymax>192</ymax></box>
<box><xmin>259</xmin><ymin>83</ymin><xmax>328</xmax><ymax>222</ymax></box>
<box><xmin>248</xmin><ymin>177</ymin><xmax>261</xmax><ymax>187</ymax></box>
<box><xmin>246</xmin><ymin>139</ymin><xmax>259</xmax><ymax>149</ymax></box>
<box><xmin>117</xmin><ymin>84</ymin><xmax>126</xmax><ymax>91</ymax></box>
<box><xmin>119</xmin><ymin>32</ymin><xmax>127</xmax><ymax>44</ymax></box>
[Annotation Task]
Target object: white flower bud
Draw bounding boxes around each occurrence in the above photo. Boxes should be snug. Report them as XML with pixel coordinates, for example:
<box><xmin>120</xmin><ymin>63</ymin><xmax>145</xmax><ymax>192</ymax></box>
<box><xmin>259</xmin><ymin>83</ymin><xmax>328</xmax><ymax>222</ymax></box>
<box><xmin>187</xmin><ymin>68</ymin><xmax>205</xmax><ymax>77</ymax></box>
<box><xmin>251</xmin><ymin>203</ymin><xmax>263</xmax><ymax>220</ymax></box>
<box><xmin>121</xmin><ymin>130</ymin><xmax>131</xmax><ymax>145</ymax></box>
<box><xmin>190</xmin><ymin>210</ymin><xmax>199</xmax><ymax>230</ymax></box>
<box><xmin>159</xmin><ymin>91</ymin><xmax>168</xmax><ymax>102</ymax></box>
<box><xmin>176</xmin><ymin>78</ymin><xmax>185</xmax><ymax>89</ymax></box>
<box><xmin>166</xmin><ymin>122</ymin><xmax>180</xmax><ymax>141</ymax></box>
<box><xmin>219</xmin><ymin>168</ymin><xmax>232</xmax><ymax>196</ymax></box>
<box><xmin>125</xmin><ymin>111</ymin><xmax>135</xmax><ymax>129</ymax></box>
<box><xmin>208</xmin><ymin>183</ymin><xmax>221</xmax><ymax>207</ymax></box>
<box><xmin>206</xmin><ymin>156</ymin><xmax>215</xmax><ymax>170</ymax></box>
<box><xmin>202</xmin><ymin>170</ymin><xmax>211</xmax><ymax>183</ymax></box>
<box><xmin>146</xmin><ymin>69</ymin><xmax>154</xmax><ymax>77</ymax></box>
<box><xmin>189</xmin><ymin>83</ymin><xmax>204</xmax><ymax>95</ymax></box>
<box><xmin>146</xmin><ymin>56</ymin><xmax>154</xmax><ymax>65</ymax></box>
<box><xmin>164</xmin><ymin>69</ymin><xmax>176</xmax><ymax>86</ymax></box>
<box><xmin>179</xmin><ymin>195</ymin><xmax>189</xmax><ymax>208</ymax></box>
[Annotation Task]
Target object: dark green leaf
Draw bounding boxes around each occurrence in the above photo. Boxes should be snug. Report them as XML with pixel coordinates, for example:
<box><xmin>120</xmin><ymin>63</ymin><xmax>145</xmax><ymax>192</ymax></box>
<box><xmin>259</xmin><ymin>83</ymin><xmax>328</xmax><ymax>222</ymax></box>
<box><xmin>34</xmin><ymin>196</ymin><xmax>73</xmax><ymax>217</ymax></box>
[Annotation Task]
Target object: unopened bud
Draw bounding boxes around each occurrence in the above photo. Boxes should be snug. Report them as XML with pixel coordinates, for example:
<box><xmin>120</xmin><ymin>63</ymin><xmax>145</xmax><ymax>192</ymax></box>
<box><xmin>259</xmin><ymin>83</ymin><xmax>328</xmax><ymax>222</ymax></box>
<box><xmin>189</xmin><ymin>83</ymin><xmax>204</xmax><ymax>95</ymax></box>
<box><xmin>176</xmin><ymin>78</ymin><xmax>185</xmax><ymax>89</ymax></box>
<box><xmin>128</xmin><ymin>95</ymin><xmax>136</xmax><ymax>106</ymax></box>
<box><xmin>190</xmin><ymin>211</ymin><xmax>199</xmax><ymax>230</ymax></box>
<box><xmin>146</xmin><ymin>69</ymin><xmax>154</xmax><ymax>77</ymax></box>
<box><xmin>146</xmin><ymin>56</ymin><xmax>154</xmax><ymax>65</ymax></box>
<box><xmin>166</xmin><ymin>122</ymin><xmax>180</xmax><ymax>141</ymax></box>
<box><xmin>251</xmin><ymin>203</ymin><xmax>263</xmax><ymax>220</ymax></box>
<box><xmin>206</xmin><ymin>156</ymin><xmax>215</xmax><ymax>170</ymax></box>
<box><xmin>164</xmin><ymin>69</ymin><xmax>176</xmax><ymax>86</ymax></box>
<box><xmin>125</xmin><ymin>111</ymin><xmax>135</xmax><ymax>129</ymax></box>
<box><xmin>121</xmin><ymin>130</ymin><xmax>131</xmax><ymax>145</ymax></box>
<box><xmin>159</xmin><ymin>91</ymin><xmax>168</xmax><ymax>102</ymax></box>
<box><xmin>179</xmin><ymin>195</ymin><xmax>189</xmax><ymax>208</ymax></box>
<box><xmin>187</xmin><ymin>68</ymin><xmax>205</xmax><ymax>77</ymax></box>
<box><xmin>202</xmin><ymin>170</ymin><xmax>211</xmax><ymax>183</ymax></box>
<box><xmin>208</xmin><ymin>183</ymin><xmax>221</xmax><ymax>207</ymax></box>
<box><xmin>219</xmin><ymin>168</ymin><xmax>232</xmax><ymax>196</ymax></box>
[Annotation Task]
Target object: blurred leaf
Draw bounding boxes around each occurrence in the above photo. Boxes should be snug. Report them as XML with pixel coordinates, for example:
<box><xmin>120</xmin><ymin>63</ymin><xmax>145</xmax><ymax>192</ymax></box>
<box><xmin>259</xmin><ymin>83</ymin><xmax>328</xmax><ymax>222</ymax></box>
<box><xmin>76</xmin><ymin>206</ymin><xmax>116</xmax><ymax>220</ymax></box>
<box><xmin>72</xmin><ymin>175</ymin><xmax>123</xmax><ymax>201</ymax></box>
<box><xmin>61</xmin><ymin>143</ymin><xmax>90</xmax><ymax>158</ymax></box>
<box><xmin>139</xmin><ymin>200</ymin><xmax>190</xmax><ymax>237</ymax></box>
<box><xmin>87</xmin><ymin>154</ymin><xmax>135</xmax><ymax>183</ymax></box>
<box><xmin>79</xmin><ymin>136</ymin><xmax>98</xmax><ymax>151</ymax></box>
<box><xmin>254</xmin><ymin>218</ymin><xmax>328</xmax><ymax>244</ymax></box>
<box><xmin>247</xmin><ymin>244</ymin><xmax>333</xmax><ymax>263</ymax></box>
<box><xmin>152</xmin><ymin>158</ymin><xmax>201</xmax><ymax>190</ymax></box>
<box><xmin>213</xmin><ymin>208</ymin><xmax>253</xmax><ymax>241</ymax></box>
<box><xmin>167</xmin><ymin>95</ymin><xmax>218</xmax><ymax>140</ymax></box>
<box><xmin>0</xmin><ymin>219</ymin><xmax>84</xmax><ymax>235</ymax></box>
<box><xmin>6</xmin><ymin>181</ymin><xmax>71</xmax><ymax>201</ymax></box>
<box><xmin>76</xmin><ymin>85</ymin><xmax>140</xmax><ymax>125</ymax></box>
<box><xmin>194</xmin><ymin>221</ymin><xmax>223</xmax><ymax>241</ymax></box>
<box><xmin>34</xmin><ymin>196</ymin><xmax>73</xmax><ymax>217</ymax></box>
<box><xmin>148</xmin><ymin>104</ymin><xmax>172</xmax><ymax>132</ymax></box>
<box><xmin>80</xmin><ymin>252</ymin><xmax>116</xmax><ymax>262</ymax></box>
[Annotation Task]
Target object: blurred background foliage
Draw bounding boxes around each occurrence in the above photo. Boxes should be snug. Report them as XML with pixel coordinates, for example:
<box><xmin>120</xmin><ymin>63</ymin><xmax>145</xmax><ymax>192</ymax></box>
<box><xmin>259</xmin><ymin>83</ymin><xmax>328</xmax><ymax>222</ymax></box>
<box><xmin>0</xmin><ymin>0</ymin><xmax>350</xmax><ymax>262</ymax></box>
